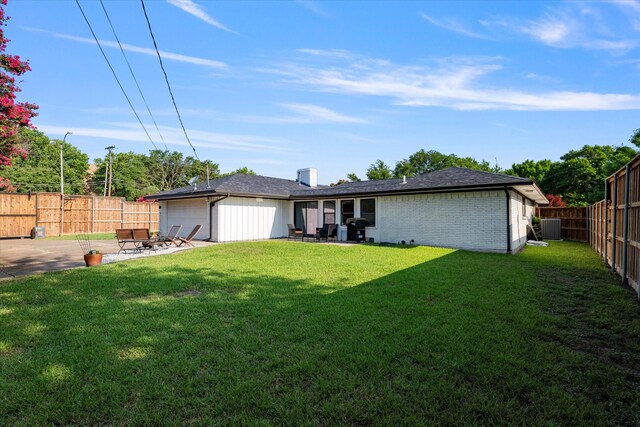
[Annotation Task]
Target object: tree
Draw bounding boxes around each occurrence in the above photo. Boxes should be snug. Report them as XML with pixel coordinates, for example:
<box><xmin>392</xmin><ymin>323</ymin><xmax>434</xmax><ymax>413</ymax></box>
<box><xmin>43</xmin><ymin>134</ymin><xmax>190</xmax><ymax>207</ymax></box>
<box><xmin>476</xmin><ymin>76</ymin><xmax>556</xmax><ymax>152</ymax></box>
<box><xmin>94</xmin><ymin>151</ymin><xmax>157</xmax><ymax>200</ymax></box>
<box><xmin>505</xmin><ymin>159</ymin><xmax>552</xmax><ymax>184</ymax></box>
<box><xmin>546</xmin><ymin>194</ymin><xmax>565</xmax><ymax>207</ymax></box>
<box><xmin>541</xmin><ymin>145</ymin><xmax>636</xmax><ymax>205</ymax></box>
<box><xmin>183</xmin><ymin>159</ymin><xmax>221</xmax><ymax>183</ymax></box>
<box><xmin>222</xmin><ymin>166</ymin><xmax>255</xmax><ymax>177</ymax></box>
<box><xmin>366</xmin><ymin>159</ymin><xmax>393</xmax><ymax>180</ymax></box>
<box><xmin>0</xmin><ymin>128</ymin><xmax>88</xmax><ymax>193</ymax></box>
<box><xmin>392</xmin><ymin>149</ymin><xmax>495</xmax><ymax>177</ymax></box>
<box><xmin>630</xmin><ymin>128</ymin><xmax>640</xmax><ymax>149</ymax></box>
<box><xmin>0</xmin><ymin>0</ymin><xmax>38</xmax><ymax>190</ymax></box>
<box><xmin>346</xmin><ymin>173</ymin><xmax>360</xmax><ymax>182</ymax></box>
<box><xmin>146</xmin><ymin>150</ymin><xmax>192</xmax><ymax>191</ymax></box>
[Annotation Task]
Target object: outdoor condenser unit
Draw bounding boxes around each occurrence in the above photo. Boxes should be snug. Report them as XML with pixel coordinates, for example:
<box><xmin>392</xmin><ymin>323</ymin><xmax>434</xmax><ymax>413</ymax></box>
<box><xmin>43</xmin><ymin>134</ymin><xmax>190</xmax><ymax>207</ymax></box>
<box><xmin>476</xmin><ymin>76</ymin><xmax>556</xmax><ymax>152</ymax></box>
<box><xmin>31</xmin><ymin>226</ymin><xmax>45</xmax><ymax>239</ymax></box>
<box><xmin>540</xmin><ymin>218</ymin><xmax>561</xmax><ymax>240</ymax></box>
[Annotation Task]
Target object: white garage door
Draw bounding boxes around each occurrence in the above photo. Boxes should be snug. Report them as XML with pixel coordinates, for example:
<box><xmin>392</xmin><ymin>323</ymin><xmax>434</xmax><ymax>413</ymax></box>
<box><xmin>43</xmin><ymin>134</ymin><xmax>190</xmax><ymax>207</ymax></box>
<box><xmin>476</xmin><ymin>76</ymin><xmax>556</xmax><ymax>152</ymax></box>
<box><xmin>166</xmin><ymin>199</ymin><xmax>209</xmax><ymax>240</ymax></box>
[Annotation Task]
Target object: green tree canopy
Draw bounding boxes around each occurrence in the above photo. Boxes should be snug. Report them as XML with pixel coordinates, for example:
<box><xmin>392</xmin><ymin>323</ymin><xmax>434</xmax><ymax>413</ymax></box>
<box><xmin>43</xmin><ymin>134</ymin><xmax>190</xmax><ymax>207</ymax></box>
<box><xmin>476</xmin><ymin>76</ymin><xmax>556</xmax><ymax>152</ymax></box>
<box><xmin>630</xmin><ymin>128</ymin><xmax>640</xmax><ymax>149</ymax></box>
<box><xmin>504</xmin><ymin>159</ymin><xmax>552</xmax><ymax>184</ymax></box>
<box><xmin>541</xmin><ymin>145</ymin><xmax>636</xmax><ymax>205</ymax></box>
<box><xmin>346</xmin><ymin>173</ymin><xmax>360</xmax><ymax>182</ymax></box>
<box><xmin>393</xmin><ymin>149</ymin><xmax>498</xmax><ymax>177</ymax></box>
<box><xmin>0</xmin><ymin>128</ymin><xmax>88</xmax><ymax>193</ymax></box>
<box><xmin>366</xmin><ymin>160</ymin><xmax>393</xmax><ymax>180</ymax></box>
<box><xmin>94</xmin><ymin>151</ymin><xmax>157</xmax><ymax>200</ymax></box>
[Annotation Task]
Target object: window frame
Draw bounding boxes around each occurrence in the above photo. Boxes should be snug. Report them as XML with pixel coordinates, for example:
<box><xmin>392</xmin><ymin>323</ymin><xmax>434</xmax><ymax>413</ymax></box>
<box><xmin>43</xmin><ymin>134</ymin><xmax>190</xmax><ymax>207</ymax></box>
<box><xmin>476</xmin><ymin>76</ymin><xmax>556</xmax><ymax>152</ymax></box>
<box><xmin>323</xmin><ymin>200</ymin><xmax>336</xmax><ymax>225</ymax></box>
<box><xmin>340</xmin><ymin>200</ymin><xmax>354</xmax><ymax>225</ymax></box>
<box><xmin>360</xmin><ymin>198</ymin><xmax>376</xmax><ymax>227</ymax></box>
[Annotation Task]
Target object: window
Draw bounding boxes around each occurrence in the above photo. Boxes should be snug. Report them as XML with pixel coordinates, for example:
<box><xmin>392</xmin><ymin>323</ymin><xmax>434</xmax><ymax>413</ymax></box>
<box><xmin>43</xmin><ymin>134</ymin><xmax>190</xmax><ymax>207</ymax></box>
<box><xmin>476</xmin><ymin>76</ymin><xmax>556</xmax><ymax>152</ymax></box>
<box><xmin>360</xmin><ymin>198</ymin><xmax>376</xmax><ymax>227</ymax></box>
<box><xmin>341</xmin><ymin>200</ymin><xmax>354</xmax><ymax>225</ymax></box>
<box><xmin>323</xmin><ymin>201</ymin><xmax>335</xmax><ymax>225</ymax></box>
<box><xmin>522</xmin><ymin>196</ymin><xmax>526</xmax><ymax>217</ymax></box>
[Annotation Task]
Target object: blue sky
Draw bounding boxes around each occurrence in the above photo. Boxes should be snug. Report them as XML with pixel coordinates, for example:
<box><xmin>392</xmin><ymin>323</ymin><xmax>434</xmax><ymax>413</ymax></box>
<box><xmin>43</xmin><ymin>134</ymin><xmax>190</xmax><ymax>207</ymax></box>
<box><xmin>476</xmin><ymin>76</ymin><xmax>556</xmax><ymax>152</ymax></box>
<box><xmin>9</xmin><ymin>0</ymin><xmax>640</xmax><ymax>184</ymax></box>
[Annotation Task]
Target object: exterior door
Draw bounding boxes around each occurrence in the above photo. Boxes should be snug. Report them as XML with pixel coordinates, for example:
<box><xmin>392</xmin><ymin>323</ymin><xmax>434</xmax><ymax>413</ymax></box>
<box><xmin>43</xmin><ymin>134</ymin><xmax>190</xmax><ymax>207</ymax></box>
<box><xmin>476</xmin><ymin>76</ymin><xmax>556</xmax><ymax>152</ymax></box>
<box><xmin>294</xmin><ymin>202</ymin><xmax>318</xmax><ymax>235</ymax></box>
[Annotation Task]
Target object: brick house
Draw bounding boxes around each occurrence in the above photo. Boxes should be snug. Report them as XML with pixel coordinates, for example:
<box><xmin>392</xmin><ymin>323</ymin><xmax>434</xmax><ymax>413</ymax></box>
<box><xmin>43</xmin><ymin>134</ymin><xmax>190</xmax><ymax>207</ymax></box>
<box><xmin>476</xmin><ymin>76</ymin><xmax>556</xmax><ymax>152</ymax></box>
<box><xmin>146</xmin><ymin>167</ymin><xmax>547</xmax><ymax>253</ymax></box>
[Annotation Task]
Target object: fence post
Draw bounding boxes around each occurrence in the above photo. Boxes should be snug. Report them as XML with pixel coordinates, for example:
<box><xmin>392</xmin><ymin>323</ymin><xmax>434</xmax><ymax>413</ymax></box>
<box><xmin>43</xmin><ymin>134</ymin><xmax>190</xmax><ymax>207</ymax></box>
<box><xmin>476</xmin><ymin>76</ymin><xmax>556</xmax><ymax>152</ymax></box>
<box><xmin>91</xmin><ymin>196</ymin><xmax>95</xmax><ymax>234</ymax></box>
<box><xmin>35</xmin><ymin>192</ymin><xmax>39</xmax><ymax>227</ymax></box>
<box><xmin>148</xmin><ymin>203</ymin><xmax>152</xmax><ymax>230</ymax></box>
<box><xmin>621</xmin><ymin>164</ymin><xmax>630</xmax><ymax>285</ymax></box>
<box><xmin>121</xmin><ymin>198</ymin><xmax>125</xmax><ymax>228</ymax></box>
<box><xmin>604</xmin><ymin>183</ymin><xmax>609</xmax><ymax>265</ymax></box>
<box><xmin>611</xmin><ymin>177</ymin><xmax>617</xmax><ymax>273</ymax></box>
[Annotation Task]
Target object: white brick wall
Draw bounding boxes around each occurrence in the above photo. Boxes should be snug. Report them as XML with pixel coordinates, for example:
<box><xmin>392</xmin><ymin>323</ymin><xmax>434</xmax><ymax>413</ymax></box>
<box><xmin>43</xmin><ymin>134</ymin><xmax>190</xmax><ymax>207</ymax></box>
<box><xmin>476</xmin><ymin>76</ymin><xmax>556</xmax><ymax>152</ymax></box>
<box><xmin>376</xmin><ymin>190</ymin><xmax>508</xmax><ymax>252</ymax></box>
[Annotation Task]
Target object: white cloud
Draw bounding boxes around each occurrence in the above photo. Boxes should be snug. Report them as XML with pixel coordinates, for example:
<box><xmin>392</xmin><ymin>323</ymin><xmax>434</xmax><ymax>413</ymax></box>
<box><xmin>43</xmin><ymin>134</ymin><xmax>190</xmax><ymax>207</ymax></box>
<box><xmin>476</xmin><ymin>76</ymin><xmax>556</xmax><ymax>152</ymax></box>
<box><xmin>24</xmin><ymin>27</ymin><xmax>227</xmax><ymax>69</ymax></box>
<box><xmin>520</xmin><ymin>15</ymin><xmax>572</xmax><ymax>45</ymax></box>
<box><xmin>420</xmin><ymin>13</ymin><xmax>488</xmax><ymax>39</ymax></box>
<box><xmin>39</xmin><ymin>123</ymin><xmax>288</xmax><ymax>153</ymax></box>
<box><xmin>265</xmin><ymin>50</ymin><xmax>640</xmax><ymax>111</ymax></box>
<box><xmin>167</xmin><ymin>0</ymin><xmax>237</xmax><ymax>34</ymax></box>
<box><xmin>479</xmin><ymin>4</ymin><xmax>638</xmax><ymax>54</ymax></box>
<box><xmin>295</xmin><ymin>0</ymin><xmax>329</xmax><ymax>16</ymax></box>
<box><xmin>241</xmin><ymin>103</ymin><xmax>367</xmax><ymax>124</ymax></box>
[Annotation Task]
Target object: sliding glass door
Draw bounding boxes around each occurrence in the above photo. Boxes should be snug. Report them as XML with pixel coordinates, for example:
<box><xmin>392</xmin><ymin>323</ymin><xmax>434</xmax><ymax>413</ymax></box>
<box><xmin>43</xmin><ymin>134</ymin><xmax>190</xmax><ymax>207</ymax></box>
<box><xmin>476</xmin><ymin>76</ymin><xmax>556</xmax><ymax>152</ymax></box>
<box><xmin>294</xmin><ymin>202</ymin><xmax>318</xmax><ymax>236</ymax></box>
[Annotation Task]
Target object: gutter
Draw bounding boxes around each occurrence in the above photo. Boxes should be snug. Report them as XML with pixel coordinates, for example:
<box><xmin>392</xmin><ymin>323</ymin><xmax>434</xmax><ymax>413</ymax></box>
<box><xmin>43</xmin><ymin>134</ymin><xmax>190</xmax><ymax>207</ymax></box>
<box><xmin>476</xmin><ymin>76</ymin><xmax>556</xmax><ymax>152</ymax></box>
<box><xmin>504</xmin><ymin>187</ymin><xmax>511</xmax><ymax>253</ymax></box>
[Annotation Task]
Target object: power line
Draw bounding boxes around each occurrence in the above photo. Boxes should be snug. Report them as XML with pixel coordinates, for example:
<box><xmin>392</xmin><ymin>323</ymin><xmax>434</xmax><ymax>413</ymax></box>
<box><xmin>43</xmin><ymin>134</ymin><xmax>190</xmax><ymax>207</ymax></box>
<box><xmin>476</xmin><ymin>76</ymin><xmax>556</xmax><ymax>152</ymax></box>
<box><xmin>140</xmin><ymin>0</ymin><xmax>200</xmax><ymax>160</ymax></box>
<box><xmin>74</xmin><ymin>0</ymin><xmax>159</xmax><ymax>151</ymax></box>
<box><xmin>99</xmin><ymin>0</ymin><xmax>168</xmax><ymax>151</ymax></box>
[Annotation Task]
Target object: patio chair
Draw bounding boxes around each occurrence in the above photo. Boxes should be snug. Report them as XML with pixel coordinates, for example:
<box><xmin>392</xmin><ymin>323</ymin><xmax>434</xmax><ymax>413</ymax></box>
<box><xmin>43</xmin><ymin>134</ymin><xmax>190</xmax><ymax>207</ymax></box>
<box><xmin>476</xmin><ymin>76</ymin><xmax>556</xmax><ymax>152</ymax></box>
<box><xmin>288</xmin><ymin>224</ymin><xmax>303</xmax><ymax>240</ymax></box>
<box><xmin>116</xmin><ymin>228</ymin><xmax>137</xmax><ymax>254</ymax></box>
<box><xmin>176</xmin><ymin>224</ymin><xmax>203</xmax><ymax>247</ymax></box>
<box><xmin>132</xmin><ymin>228</ymin><xmax>160</xmax><ymax>250</ymax></box>
<box><xmin>315</xmin><ymin>224</ymin><xmax>337</xmax><ymax>242</ymax></box>
<box><xmin>158</xmin><ymin>224</ymin><xmax>182</xmax><ymax>247</ymax></box>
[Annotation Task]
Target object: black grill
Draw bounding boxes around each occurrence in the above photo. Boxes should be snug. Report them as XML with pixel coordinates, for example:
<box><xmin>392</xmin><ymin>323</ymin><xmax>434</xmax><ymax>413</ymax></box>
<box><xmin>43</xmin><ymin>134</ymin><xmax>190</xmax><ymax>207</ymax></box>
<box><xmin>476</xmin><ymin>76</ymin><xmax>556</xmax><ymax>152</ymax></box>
<box><xmin>346</xmin><ymin>217</ymin><xmax>367</xmax><ymax>243</ymax></box>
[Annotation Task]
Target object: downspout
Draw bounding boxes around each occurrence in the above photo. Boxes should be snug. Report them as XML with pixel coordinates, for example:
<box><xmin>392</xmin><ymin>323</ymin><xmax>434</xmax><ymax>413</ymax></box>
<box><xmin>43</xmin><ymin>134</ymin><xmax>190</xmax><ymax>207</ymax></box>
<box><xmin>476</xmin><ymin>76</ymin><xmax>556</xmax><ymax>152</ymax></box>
<box><xmin>504</xmin><ymin>188</ymin><xmax>511</xmax><ymax>253</ymax></box>
<box><xmin>208</xmin><ymin>194</ymin><xmax>229</xmax><ymax>241</ymax></box>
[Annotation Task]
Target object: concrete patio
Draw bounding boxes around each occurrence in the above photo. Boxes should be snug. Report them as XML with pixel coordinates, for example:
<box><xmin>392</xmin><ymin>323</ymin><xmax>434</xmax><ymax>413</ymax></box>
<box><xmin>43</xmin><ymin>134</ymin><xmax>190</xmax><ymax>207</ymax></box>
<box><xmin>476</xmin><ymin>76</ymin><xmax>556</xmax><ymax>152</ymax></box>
<box><xmin>0</xmin><ymin>238</ymin><xmax>211</xmax><ymax>280</ymax></box>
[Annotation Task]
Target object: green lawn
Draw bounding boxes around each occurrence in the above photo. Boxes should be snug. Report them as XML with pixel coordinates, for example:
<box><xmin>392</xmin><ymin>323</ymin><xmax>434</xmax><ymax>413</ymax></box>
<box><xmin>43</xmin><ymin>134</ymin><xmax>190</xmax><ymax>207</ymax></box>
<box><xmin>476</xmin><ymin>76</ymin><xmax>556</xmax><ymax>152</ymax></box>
<box><xmin>1</xmin><ymin>241</ymin><xmax>639</xmax><ymax>425</ymax></box>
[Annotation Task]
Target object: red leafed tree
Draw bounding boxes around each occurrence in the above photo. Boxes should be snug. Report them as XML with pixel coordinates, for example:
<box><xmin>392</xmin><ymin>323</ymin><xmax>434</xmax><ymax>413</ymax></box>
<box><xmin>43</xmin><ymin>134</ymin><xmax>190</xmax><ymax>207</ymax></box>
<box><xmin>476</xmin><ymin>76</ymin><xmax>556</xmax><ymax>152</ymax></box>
<box><xmin>0</xmin><ymin>0</ymin><xmax>38</xmax><ymax>190</ymax></box>
<box><xmin>546</xmin><ymin>194</ymin><xmax>565</xmax><ymax>207</ymax></box>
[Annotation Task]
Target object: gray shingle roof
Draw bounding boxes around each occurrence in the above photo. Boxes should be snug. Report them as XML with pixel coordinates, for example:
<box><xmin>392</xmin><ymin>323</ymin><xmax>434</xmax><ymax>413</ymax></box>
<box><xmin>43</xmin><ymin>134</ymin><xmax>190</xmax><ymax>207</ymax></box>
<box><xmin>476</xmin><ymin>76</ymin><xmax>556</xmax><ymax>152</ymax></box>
<box><xmin>145</xmin><ymin>174</ymin><xmax>308</xmax><ymax>200</ymax></box>
<box><xmin>290</xmin><ymin>167</ymin><xmax>533</xmax><ymax>198</ymax></box>
<box><xmin>145</xmin><ymin>167</ymin><xmax>534</xmax><ymax>200</ymax></box>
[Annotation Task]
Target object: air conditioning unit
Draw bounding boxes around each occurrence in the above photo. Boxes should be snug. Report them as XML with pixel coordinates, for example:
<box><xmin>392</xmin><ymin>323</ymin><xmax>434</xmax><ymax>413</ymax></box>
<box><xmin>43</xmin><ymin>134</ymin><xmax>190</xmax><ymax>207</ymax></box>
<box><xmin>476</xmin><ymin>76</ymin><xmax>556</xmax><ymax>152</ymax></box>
<box><xmin>540</xmin><ymin>218</ymin><xmax>561</xmax><ymax>240</ymax></box>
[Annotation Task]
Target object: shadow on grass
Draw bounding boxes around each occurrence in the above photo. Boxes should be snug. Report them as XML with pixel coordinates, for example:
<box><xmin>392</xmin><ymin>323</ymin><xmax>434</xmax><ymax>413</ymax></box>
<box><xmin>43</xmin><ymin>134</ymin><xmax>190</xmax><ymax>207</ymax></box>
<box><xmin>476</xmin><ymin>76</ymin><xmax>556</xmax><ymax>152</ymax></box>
<box><xmin>0</xmin><ymin>242</ymin><xmax>639</xmax><ymax>425</ymax></box>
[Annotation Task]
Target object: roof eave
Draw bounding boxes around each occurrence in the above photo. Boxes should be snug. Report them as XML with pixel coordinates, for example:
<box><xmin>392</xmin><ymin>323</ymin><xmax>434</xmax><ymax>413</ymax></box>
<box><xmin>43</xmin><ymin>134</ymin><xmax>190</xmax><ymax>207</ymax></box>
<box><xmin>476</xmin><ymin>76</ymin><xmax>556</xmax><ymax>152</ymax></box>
<box><xmin>290</xmin><ymin>181</ymin><xmax>535</xmax><ymax>199</ymax></box>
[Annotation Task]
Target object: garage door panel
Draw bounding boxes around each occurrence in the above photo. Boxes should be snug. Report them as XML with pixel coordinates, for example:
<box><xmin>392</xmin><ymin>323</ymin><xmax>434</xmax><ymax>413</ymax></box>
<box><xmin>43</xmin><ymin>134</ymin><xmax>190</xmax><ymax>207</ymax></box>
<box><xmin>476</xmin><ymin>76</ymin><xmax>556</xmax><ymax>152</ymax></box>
<box><xmin>167</xmin><ymin>199</ymin><xmax>209</xmax><ymax>240</ymax></box>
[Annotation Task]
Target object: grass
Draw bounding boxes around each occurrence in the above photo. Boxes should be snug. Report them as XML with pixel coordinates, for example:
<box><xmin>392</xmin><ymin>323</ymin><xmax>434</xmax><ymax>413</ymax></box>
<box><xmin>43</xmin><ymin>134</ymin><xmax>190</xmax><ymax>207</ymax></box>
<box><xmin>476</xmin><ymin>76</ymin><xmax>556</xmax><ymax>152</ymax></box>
<box><xmin>45</xmin><ymin>233</ymin><xmax>116</xmax><ymax>241</ymax></box>
<box><xmin>1</xmin><ymin>241</ymin><xmax>639</xmax><ymax>425</ymax></box>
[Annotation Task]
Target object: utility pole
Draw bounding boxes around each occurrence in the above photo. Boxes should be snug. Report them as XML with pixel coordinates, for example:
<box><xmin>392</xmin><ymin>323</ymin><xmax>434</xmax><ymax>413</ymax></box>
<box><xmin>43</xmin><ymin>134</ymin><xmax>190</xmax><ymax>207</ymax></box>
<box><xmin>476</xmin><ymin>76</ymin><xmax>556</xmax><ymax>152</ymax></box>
<box><xmin>104</xmin><ymin>146</ymin><xmax>115</xmax><ymax>197</ymax></box>
<box><xmin>53</xmin><ymin>131</ymin><xmax>72</xmax><ymax>236</ymax></box>
<box><xmin>58</xmin><ymin>131</ymin><xmax>72</xmax><ymax>195</ymax></box>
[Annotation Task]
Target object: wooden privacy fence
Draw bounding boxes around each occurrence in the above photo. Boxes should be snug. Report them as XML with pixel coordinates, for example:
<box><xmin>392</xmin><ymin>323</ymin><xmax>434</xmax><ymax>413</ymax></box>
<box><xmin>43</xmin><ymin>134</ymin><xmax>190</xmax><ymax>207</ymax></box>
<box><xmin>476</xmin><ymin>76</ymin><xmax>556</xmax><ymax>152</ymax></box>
<box><xmin>587</xmin><ymin>153</ymin><xmax>640</xmax><ymax>298</ymax></box>
<box><xmin>535</xmin><ymin>207</ymin><xmax>588</xmax><ymax>242</ymax></box>
<box><xmin>0</xmin><ymin>193</ymin><xmax>159</xmax><ymax>238</ymax></box>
